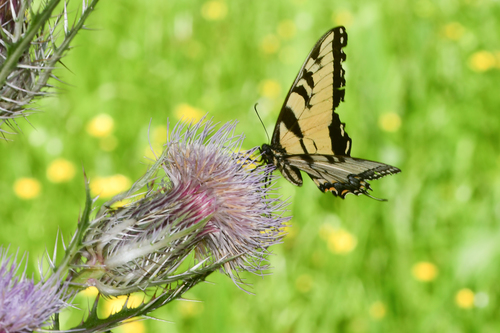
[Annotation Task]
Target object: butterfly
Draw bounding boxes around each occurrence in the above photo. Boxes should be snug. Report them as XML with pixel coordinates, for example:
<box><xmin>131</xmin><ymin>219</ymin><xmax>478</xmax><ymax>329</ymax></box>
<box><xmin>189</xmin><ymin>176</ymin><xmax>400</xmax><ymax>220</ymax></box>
<box><xmin>260</xmin><ymin>26</ymin><xmax>401</xmax><ymax>200</ymax></box>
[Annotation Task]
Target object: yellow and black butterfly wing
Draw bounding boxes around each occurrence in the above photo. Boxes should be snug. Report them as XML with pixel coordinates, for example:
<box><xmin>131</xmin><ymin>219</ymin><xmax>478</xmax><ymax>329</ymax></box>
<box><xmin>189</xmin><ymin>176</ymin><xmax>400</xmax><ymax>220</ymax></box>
<box><xmin>272</xmin><ymin>26</ymin><xmax>351</xmax><ymax>157</ymax></box>
<box><xmin>285</xmin><ymin>155</ymin><xmax>401</xmax><ymax>199</ymax></box>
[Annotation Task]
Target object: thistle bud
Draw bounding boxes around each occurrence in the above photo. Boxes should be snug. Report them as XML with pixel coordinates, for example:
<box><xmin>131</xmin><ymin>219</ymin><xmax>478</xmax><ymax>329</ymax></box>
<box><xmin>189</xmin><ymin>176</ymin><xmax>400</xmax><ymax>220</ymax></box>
<box><xmin>0</xmin><ymin>0</ymin><xmax>20</xmax><ymax>33</ymax></box>
<box><xmin>0</xmin><ymin>0</ymin><xmax>98</xmax><ymax>133</ymax></box>
<box><xmin>74</xmin><ymin>118</ymin><xmax>290</xmax><ymax>295</ymax></box>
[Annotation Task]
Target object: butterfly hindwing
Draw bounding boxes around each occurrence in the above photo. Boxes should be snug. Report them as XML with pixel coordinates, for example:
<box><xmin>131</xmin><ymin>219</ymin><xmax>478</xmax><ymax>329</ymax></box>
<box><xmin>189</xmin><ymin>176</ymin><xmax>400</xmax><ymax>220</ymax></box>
<box><xmin>261</xmin><ymin>26</ymin><xmax>401</xmax><ymax>199</ymax></box>
<box><xmin>285</xmin><ymin>155</ymin><xmax>400</xmax><ymax>199</ymax></box>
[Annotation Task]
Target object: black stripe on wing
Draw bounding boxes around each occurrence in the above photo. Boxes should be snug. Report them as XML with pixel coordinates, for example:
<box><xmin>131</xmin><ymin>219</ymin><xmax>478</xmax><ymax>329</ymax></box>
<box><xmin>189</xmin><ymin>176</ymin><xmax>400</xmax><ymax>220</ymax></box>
<box><xmin>327</xmin><ymin>27</ymin><xmax>350</xmax><ymax>156</ymax></box>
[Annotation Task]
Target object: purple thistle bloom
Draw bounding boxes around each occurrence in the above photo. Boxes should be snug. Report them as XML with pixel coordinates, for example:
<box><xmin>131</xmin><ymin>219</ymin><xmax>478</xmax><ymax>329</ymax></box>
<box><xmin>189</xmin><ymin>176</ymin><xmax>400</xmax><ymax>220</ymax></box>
<box><xmin>77</xmin><ymin>118</ymin><xmax>290</xmax><ymax>295</ymax></box>
<box><xmin>164</xmin><ymin>119</ymin><xmax>290</xmax><ymax>277</ymax></box>
<box><xmin>0</xmin><ymin>248</ymin><xmax>69</xmax><ymax>333</ymax></box>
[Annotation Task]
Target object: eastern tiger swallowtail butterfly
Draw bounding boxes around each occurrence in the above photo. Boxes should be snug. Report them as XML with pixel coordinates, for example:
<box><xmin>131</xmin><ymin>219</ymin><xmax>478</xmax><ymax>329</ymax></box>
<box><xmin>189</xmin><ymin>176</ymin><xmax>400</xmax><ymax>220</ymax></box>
<box><xmin>260</xmin><ymin>26</ymin><xmax>401</xmax><ymax>200</ymax></box>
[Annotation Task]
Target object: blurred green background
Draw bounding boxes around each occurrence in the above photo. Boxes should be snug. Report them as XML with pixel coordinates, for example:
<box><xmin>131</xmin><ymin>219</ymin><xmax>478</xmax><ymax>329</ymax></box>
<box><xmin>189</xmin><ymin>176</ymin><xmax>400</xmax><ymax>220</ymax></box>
<box><xmin>2</xmin><ymin>0</ymin><xmax>500</xmax><ymax>332</ymax></box>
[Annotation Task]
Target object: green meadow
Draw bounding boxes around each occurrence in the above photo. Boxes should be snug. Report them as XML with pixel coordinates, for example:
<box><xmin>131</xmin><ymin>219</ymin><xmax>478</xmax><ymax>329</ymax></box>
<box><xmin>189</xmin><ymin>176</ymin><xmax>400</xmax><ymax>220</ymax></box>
<box><xmin>1</xmin><ymin>0</ymin><xmax>500</xmax><ymax>332</ymax></box>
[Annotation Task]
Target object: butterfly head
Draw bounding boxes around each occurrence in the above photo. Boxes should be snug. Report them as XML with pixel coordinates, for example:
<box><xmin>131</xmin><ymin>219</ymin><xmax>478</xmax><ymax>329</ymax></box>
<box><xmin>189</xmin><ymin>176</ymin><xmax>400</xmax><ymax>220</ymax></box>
<box><xmin>260</xmin><ymin>143</ymin><xmax>275</xmax><ymax>166</ymax></box>
<box><xmin>260</xmin><ymin>143</ymin><xmax>287</xmax><ymax>172</ymax></box>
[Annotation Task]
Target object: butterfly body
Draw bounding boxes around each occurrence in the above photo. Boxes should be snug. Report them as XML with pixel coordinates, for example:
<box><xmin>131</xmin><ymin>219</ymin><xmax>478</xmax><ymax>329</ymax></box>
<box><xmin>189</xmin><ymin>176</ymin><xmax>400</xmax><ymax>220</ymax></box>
<box><xmin>261</xmin><ymin>26</ymin><xmax>400</xmax><ymax>199</ymax></box>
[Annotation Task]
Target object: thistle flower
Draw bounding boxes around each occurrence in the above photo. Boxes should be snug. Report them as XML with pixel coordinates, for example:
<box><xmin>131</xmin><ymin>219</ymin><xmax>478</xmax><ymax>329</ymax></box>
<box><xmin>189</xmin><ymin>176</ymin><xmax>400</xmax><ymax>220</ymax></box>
<box><xmin>74</xmin><ymin>118</ymin><xmax>290</xmax><ymax>295</ymax></box>
<box><xmin>0</xmin><ymin>0</ymin><xmax>99</xmax><ymax>134</ymax></box>
<box><xmin>0</xmin><ymin>247</ymin><xmax>69</xmax><ymax>333</ymax></box>
<box><xmin>163</xmin><ymin>119</ymin><xmax>289</xmax><ymax>277</ymax></box>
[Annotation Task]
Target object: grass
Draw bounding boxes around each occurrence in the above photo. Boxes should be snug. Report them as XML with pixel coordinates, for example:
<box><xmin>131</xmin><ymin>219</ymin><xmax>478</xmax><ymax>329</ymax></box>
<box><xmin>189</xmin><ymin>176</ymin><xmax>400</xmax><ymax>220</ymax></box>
<box><xmin>1</xmin><ymin>0</ymin><xmax>500</xmax><ymax>332</ymax></box>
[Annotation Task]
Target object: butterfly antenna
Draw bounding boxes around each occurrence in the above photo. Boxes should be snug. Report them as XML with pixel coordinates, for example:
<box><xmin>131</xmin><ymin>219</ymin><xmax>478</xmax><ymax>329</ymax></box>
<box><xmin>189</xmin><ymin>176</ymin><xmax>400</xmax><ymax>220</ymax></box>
<box><xmin>254</xmin><ymin>103</ymin><xmax>270</xmax><ymax>143</ymax></box>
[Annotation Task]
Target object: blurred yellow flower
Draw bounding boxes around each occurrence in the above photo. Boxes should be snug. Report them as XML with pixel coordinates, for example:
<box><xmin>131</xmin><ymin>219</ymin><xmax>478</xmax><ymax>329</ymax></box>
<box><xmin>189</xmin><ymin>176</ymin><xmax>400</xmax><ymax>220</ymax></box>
<box><xmin>90</xmin><ymin>175</ymin><xmax>131</xmax><ymax>198</ymax></box>
<box><xmin>378</xmin><ymin>112</ymin><xmax>402</xmax><ymax>132</ymax></box>
<box><xmin>110</xmin><ymin>198</ymin><xmax>135</xmax><ymax>209</ymax></box>
<box><xmin>259</xmin><ymin>79</ymin><xmax>281</xmax><ymax>99</ymax></box>
<box><xmin>277</xmin><ymin>20</ymin><xmax>296</xmax><ymax>40</ymax></box>
<box><xmin>81</xmin><ymin>286</ymin><xmax>99</xmax><ymax>297</ymax></box>
<box><xmin>411</xmin><ymin>262</ymin><xmax>438</xmax><ymax>282</ymax></box>
<box><xmin>468</xmin><ymin>51</ymin><xmax>496</xmax><ymax>72</ymax></box>
<box><xmin>46</xmin><ymin>158</ymin><xmax>76</xmax><ymax>183</ymax></box>
<box><xmin>295</xmin><ymin>274</ymin><xmax>313</xmax><ymax>293</ymax></box>
<box><xmin>369</xmin><ymin>301</ymin><xmax>386</xmax><ymax>320</ymax></box>
<box><xmin>99</xmin><ymin>135</ymin><xmax>118</xmax><ymax>152</ymax></box>
<box><xmin>332</xmin><ymin>9</ymin><xmax>353</xmax><ymax>26</ymax></box>
<box><xmin>103</xmin><ymin>294</ymin><xmax>143</xmax><ymax>316</ymax></box>
<box><xmin>327</xmin><ymin>228</ymin><xmax>357</xmax><ymax>254</ymax></box>
<box><xmin>178</xmin><ymin>301</ymin><xmax>204</xmax><ymax>318</ymax></box>
<box><xmin>261</xmin><ymin>34</ymin><xmax>280</xmax><ymax>54</ymax></box>
<box><xmin>442</xmin><ymin>22</ymin><xmax>465</xmax><ymax>41</ymax></box>
<box><xmin>13</xmin><ymin>178</ymin><xmax>41</xmax><ymax>199</ymax></box>
<box><xmin>121</xmin><ymin>321</ymin><xmax>146</xmax><ymax>333</ymax></box>
<box><xmin>174</xmin><ymin>103</ymin><xmax>204</xmax><ymax>123</ymax></box>
<box><xmin>86</xmin><ymin>113</ymin><xmax>114</xmax><ymax>138</ymax></box>
<box><xmin>455</xmin><ymin>288</ymin><xmax>474</xmax><ymax>309</ymax></box>
<box><xmin>201</xmin><ymin>0</ymin><xmax>227</xmax><ymax>21</ymax></box>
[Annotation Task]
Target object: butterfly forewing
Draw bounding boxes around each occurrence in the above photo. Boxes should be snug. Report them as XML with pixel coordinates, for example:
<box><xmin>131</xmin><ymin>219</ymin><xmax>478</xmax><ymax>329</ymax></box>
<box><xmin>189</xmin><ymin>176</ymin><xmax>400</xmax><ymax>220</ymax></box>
<box><xmin>273</xmin><ymin>27</ymin><xmax>350</xmax><ymax>157</ymax></box>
